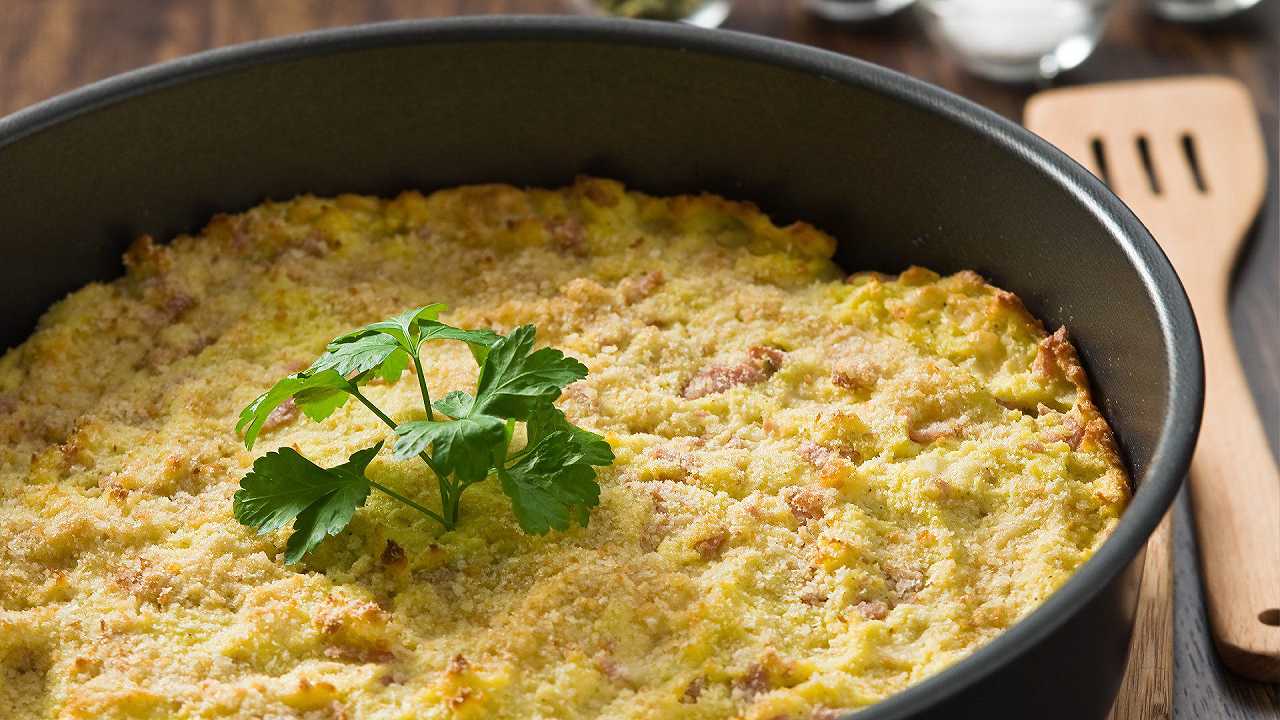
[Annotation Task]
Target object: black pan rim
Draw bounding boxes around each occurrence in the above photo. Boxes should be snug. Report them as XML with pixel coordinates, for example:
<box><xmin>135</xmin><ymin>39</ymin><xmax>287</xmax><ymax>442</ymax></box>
<box><xmin>0</xmin><ymin>16</ymin><xmax>1203</xmax><ymax>720</ymax></box>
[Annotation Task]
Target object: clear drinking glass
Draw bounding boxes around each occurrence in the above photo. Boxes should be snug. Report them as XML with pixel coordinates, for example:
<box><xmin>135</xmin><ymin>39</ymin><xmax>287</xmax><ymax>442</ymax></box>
<box><xmin>1149</xmin><ymin>0</ymin><xmax>1262</xmax><ymax>21</ymax></box>
<box><xmin>804</xmin><ymin>0</ymin><xmax>917</xmax><ymax>22</ymax></box>
<box><xmin>916</xmin><ymin>0</ymin><xmax>1115</xmax><ymax>83</ymax></box>
<box><xmin>568</xmin><ymin>0</ymin><xmax>732</xmax><ymax>28</ymax></box>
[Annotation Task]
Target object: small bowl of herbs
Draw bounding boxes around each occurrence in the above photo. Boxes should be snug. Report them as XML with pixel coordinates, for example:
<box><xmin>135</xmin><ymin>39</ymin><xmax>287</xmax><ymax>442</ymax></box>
<box><xmin>568</xmin><ymin>0</ymin><xmax>732</xmax><ymax>27</ymax></box>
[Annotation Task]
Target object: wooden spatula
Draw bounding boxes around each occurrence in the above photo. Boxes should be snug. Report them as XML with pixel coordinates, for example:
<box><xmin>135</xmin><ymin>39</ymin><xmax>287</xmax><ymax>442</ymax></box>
<box><xmin>1025</xmin><ymin>76</ymin><xmax>1278</xmax><ymax>683</ymax></box>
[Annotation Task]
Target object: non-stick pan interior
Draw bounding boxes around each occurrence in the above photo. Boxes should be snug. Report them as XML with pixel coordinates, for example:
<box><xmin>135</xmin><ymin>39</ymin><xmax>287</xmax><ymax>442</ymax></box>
<box><xmin>0</xmin><ymin>19</ymin><xmax>1199</xmax><ymax>720</ymax></box>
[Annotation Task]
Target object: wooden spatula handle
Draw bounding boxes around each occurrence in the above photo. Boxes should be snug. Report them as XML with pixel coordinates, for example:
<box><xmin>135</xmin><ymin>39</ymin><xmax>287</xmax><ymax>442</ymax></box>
<box><xmin>1188</xmin><ymin>295</ymin><xmax>1280</xmax><ymax>682</ymax></box>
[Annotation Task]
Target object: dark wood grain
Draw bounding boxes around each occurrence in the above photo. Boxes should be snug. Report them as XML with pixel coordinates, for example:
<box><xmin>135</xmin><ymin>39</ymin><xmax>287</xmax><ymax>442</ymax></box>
<box><xmin>1</xmin><ymin>0</ymin><xmax>1277</xmax><ymax>717</ymax></box>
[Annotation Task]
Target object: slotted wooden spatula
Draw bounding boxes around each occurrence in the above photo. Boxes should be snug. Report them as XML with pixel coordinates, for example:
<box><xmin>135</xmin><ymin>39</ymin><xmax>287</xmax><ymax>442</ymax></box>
<box><xmin>1026</xmin><ymin>76</ymin><xmax>1278</xmax><ymax>683</ymax></box>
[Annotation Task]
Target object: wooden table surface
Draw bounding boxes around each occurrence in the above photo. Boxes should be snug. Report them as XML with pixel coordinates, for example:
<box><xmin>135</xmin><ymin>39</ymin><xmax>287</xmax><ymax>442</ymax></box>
<box><xmin>2</xmin><ymin>1</ymin><xmax>1277</xmax><ymax>717</ymax></box>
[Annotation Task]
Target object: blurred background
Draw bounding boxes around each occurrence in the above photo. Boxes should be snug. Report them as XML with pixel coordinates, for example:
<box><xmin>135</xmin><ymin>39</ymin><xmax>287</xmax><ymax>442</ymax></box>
<box><xmin>1</xmin><ymin>1</ymin><xmax>1276</xmax><ymax>718</ymax></box>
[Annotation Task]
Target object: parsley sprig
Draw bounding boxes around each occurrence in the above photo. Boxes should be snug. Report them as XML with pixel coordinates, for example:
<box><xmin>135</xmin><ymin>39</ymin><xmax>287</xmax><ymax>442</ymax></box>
<box><xmin>233</xmin><ymin>306</ymin><xmax>614</xmax><ymax>563</ymax></box>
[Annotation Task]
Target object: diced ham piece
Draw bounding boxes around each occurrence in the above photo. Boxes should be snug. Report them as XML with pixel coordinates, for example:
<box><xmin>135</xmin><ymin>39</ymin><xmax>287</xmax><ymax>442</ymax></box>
<box><xmin>683</xmin><ymin>346</ymin><xmax>785</xmax><ymax>400</ymax></box>
<box><xmin>694</xmin><ymin>530</ymin><xmax>728</xmax><ymax>559</ymax></box>
<box><xmin>261</xmin><ymin>398</ymin><xmax>299</xmax><ymax>433</ymax></box>
<box><xmin>908</xmin><ymin>416</ymin><xmax>966</xmax><ymax>444</ymax></box>
<box><xmin>855</xmin><ymin>600</ymin><xmax>890</xmax><ymax>620</ymax></box>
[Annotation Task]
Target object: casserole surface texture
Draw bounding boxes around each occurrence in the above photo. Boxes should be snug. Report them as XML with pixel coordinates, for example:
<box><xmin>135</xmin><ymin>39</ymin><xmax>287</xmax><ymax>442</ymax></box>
<box><xmin>0</xmin><ymin>179</ymin><xmax>1128</xmax><ymax>719</ymax></box>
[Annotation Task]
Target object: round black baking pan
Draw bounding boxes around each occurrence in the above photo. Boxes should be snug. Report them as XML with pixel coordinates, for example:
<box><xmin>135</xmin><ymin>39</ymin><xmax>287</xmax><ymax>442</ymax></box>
<box><xmin>0</xmin><ymin>16</ymin><xmax>1201</xmax><ymax>720</ymax></box>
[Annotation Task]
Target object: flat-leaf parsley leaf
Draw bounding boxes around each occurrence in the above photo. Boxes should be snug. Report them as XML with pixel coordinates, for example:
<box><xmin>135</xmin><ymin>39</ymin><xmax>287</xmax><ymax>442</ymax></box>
<box><xmin>472</xmin><ymin>325</ymin><xmax>588</xmax><ymax>419</ymax></box>
<box><xmin>236</xmin><ymin>369</ymin><xmax>353</xmax><ymax>450</ymax></box>
<box><xmin>499</xmin><ymin>430</ymin><xmax>601</xmax><ymax>534</ymax></box>
<box><xmin>232</xmin><ymin>308</ymin><xmax>613</xmax><ymax>563</ymax></box>
<box><xmin>393</xmin><ymin>416</ymin><xmax>507</xmax><ymax>481</ymax></box>
<box><xmin>233</xmin><ymin>442</ymin><xmax>380</xmax><ymax>564</ymax></box>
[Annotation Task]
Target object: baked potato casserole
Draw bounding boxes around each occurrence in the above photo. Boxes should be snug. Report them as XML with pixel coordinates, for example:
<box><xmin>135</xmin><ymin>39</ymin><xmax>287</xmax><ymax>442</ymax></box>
<box><xmin>0</xmin><ymin>178</ymin><xmax>1128</xmax><ymax>719</ymax></box>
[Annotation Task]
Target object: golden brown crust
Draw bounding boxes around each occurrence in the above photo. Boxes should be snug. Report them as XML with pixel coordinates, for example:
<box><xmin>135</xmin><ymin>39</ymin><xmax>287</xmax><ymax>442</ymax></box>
<box><xmin>0</xmin><ymin>178</ymin><xmax>1129</xmax><ymax>720</ymax></box>
<box><xmin>1033</xmin><ymin>326</ymin><xmax>1126</xmax><ymax>488</ymax></box>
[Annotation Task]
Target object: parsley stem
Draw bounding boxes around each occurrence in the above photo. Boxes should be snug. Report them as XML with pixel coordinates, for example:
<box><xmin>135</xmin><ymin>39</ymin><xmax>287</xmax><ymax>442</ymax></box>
<box><xmin>349</xmin><ymin>389</ymin><xmax>458</xmax><ymax>529</ymax></box>
<box><xmin>412</xmin><ymin>353</ymin><xmax>435</xmax><ymax>422</ymax></box>
<box><xmin>437</xmin><ymin>475</ymin><xmax>455</xmax><ymax>529</ymax></box>
<box><xmin>448</xmin><ymin>479</ymin><xmax>466</xmax><ymax>525</ymax></box>
<box><xmin>369</xmin><ymin>480</ymin><xmax>447</xmax><ymax>525</ymax></box>
<box><xmin>350</xmin><ymin>388</ymin><xmax>397</xmax><ymax>430</ymax></box>
<box><xmin>504</xmin><ymin>445</ymin><xmax>532</xmax><ymax>466</ymax></box>
<box><xmin>350</xmin><ymin>384</ymin><xmax>450</xmax><ymax>479</ymax></box>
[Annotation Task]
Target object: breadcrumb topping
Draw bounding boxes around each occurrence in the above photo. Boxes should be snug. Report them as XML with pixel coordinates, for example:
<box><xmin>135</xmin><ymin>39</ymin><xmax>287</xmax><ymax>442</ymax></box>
<box><xmin>0</xmin><ymin>178</ymin><xmax>1127</xmax><ymax>719</ymax></box>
